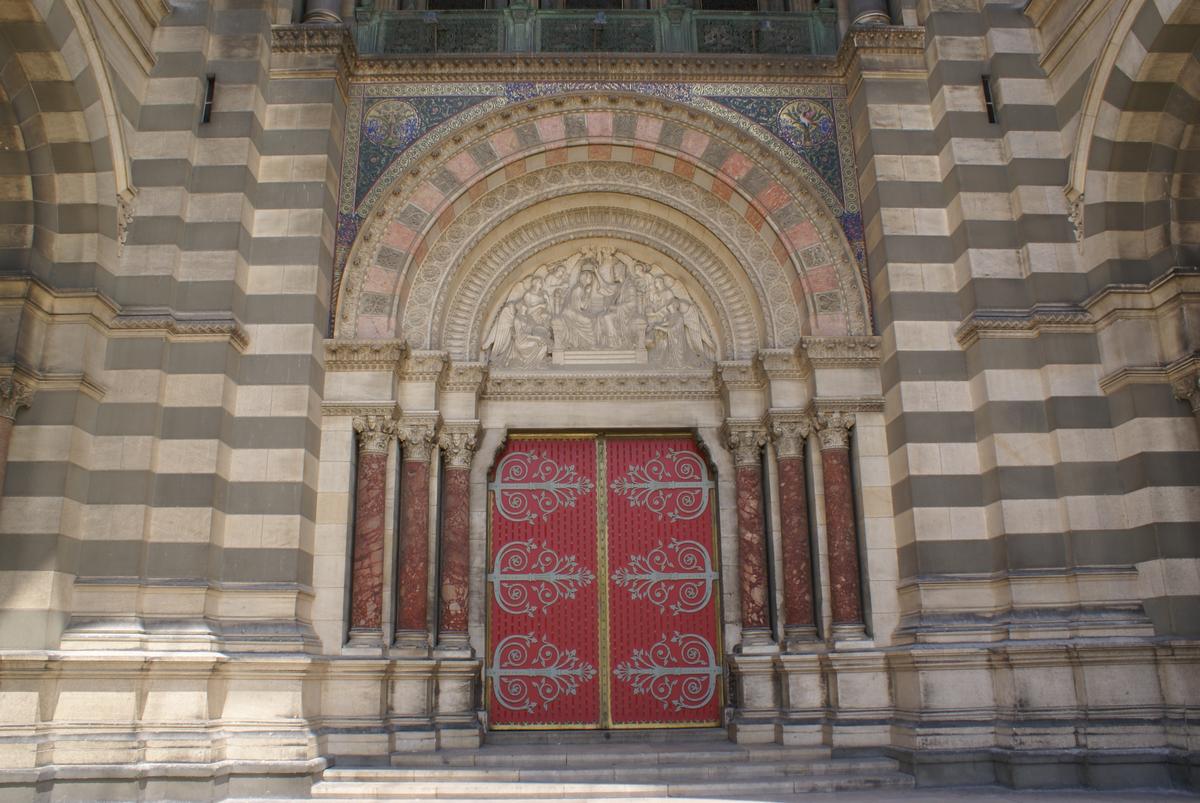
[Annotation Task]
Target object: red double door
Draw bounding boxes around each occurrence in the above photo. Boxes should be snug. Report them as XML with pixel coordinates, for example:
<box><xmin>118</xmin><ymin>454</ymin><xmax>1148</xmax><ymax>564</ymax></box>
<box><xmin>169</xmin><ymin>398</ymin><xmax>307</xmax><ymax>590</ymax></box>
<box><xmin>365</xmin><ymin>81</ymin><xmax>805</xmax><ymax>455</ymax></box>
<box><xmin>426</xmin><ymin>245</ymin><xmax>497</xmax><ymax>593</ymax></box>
<box><xmin>486</xmin><ymin>434</ymin><xmax>723</xmax><ymax>729</ymax></box>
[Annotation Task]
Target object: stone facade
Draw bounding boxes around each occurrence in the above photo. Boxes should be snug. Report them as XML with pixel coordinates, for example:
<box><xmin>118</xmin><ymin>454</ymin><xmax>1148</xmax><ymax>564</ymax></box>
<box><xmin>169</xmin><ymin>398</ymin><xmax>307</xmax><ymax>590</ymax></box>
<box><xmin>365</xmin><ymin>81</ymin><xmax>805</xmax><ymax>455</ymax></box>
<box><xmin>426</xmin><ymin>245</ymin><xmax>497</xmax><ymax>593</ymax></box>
<box><xmin>0</xmin><ymin>0</ymin><xmax>1197</xmax><ymax>798</ymax></box>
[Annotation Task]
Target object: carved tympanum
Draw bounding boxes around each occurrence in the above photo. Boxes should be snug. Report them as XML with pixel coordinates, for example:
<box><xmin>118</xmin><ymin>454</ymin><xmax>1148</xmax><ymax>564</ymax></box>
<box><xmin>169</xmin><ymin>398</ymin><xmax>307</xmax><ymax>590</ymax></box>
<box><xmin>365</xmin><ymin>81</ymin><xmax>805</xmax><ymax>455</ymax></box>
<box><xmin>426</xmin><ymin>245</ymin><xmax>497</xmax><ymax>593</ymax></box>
<box><xmin>482</xmin><ymin>247</ymin><xmax>716</xmax><ymax>369</ymax></box>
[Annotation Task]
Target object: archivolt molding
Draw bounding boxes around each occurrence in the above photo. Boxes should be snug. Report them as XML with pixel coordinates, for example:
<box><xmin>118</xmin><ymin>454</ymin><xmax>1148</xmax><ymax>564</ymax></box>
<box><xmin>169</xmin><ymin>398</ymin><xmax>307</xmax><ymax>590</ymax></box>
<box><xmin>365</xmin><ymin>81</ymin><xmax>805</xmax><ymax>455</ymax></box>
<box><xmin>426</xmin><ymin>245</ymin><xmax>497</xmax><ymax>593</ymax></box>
<box><xmin>396</xmin><ymin>165</ymin><xmax>797</xmax><ymax>356</ymax></box>
<box><xmin>339</xmin><ymin>93</ymin><xmax>868</xmax><ymax>342</ymax></box>
<box><xmin>442</xmin><ymin>205</ymin><xmax>763</xmax><ymax>361</ymax></box>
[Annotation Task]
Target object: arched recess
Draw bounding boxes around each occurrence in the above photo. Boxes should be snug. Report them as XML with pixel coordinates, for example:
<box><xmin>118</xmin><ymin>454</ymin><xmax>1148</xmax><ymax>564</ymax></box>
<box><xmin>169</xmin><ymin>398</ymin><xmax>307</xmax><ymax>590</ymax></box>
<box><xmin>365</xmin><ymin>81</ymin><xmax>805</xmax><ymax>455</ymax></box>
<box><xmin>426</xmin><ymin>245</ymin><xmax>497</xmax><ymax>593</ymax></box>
<box><xmin>1073</xmin><ymin>0</ymin><xmax>1200</xmax><ymax>273</ymax></box>
<box><xmin>336</xmin><ymin>94</ymin><xmax>870</xmax><ymax>350</ymax></box>
<box><xmin>0</xmin><ymin>0</ymin><xmax>107</xmax><ymax>286</ymax></box>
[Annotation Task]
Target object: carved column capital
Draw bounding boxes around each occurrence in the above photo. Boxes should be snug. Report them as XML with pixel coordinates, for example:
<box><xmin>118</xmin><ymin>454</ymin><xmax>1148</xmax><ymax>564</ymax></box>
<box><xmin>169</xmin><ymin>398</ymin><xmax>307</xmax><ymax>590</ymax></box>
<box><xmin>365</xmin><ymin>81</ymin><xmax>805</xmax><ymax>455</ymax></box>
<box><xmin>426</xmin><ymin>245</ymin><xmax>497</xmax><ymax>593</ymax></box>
<box><xmin>769</xmin><ymin>410</ymin><xmax>813</xmax><ymax>459</ymax></box>
<box><xmin>0</xmin><ymin>377</ymin><xmax>35</xmax><ymax>421</ymax></box>
<box><xmin>815</xmin><ymin>411</ymin><xmax>855</xmax><ymax>451</ymax></box>
<box><xmin>353</xmin><ymin>415</ymin><xmax>395</xmax><ymax>454</ymax></box>
<box><xmin>724</xmin><ymin>419</ymin><xmax>768</xmax><ymax>467</ymax></box>
<box><xmin>439</xmin><ymin>421</ymin><xmax>480</xmax><ymax>470</ymax></box>
<box><xmin>397</xmin><ymin>415</ymin><xmax>440</xmax><ymax>462</ymax></box>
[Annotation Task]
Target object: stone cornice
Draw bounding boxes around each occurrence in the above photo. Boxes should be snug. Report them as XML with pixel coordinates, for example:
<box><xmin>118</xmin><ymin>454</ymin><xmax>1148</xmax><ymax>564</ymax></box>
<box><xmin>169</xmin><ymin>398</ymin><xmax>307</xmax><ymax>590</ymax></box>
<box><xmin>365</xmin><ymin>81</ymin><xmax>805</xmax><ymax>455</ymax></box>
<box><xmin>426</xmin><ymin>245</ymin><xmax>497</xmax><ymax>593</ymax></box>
<box><xmin>717</xmin><ymin>359</ymin><xmax>765</xmax><ymax>390</ymax></box>
<box><xmin>269</xmin><ymin>23</ymin><xmax>924</xmax><ymax>83</ymax></box>
<box><xmin>483</xmin><ymin>370</ymin><xmax>718</xmax><ymax>401</ymax></box>
<box><xmin>1084</xmin><ymin>268</ymin><xmax>1200</xmax><ymax>327</ymax></box>
<box><xmin>398</xmin><ymin>350</ymin><xmax>448</xmax><ymax>384</ymax></box>
<box><xmin>955</xmin><ymin>306</ymin><xmax>1093</xmax><ymax>348</ymax></box>
<box><xmin>441</xmin><ymin>362</ymin><xmax>488</xmax><ymax>395</ymax></box>
<box><xmin>758</xmin><ymin>348</ymin><xmax>810</xmax><ymax>380</ymax></box>
<box><xmin>324</xmin><ymin>339</ymin><xmax>408</xmax><ymax>371</ymax></box>
<box><xmin>799</xmin><ymin>336</ymin><xmax>882</xmax><ymax>369</ymax></box>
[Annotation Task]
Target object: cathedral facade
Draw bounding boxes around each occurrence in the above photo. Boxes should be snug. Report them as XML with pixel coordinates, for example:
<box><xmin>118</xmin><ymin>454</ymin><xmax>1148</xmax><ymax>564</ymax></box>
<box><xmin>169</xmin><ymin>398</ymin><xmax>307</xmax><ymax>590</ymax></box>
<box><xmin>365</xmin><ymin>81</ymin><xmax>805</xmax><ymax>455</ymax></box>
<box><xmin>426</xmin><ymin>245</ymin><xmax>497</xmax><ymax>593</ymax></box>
<box><xmin>0</xmin><ymin>0</ymin><xmax>1197</xmax><ymax>797</ymax></box>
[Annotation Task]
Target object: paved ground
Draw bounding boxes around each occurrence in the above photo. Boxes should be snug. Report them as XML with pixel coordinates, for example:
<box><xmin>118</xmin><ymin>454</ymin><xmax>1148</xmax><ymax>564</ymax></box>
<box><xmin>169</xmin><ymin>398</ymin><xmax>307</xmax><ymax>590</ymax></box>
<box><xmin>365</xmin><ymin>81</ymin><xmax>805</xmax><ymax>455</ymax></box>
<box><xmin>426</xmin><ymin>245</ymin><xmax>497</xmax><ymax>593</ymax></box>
<box><xmin>288</xmin><ymin>788</ymin><xmax>1198</xmax><ymax>802</ymax></box>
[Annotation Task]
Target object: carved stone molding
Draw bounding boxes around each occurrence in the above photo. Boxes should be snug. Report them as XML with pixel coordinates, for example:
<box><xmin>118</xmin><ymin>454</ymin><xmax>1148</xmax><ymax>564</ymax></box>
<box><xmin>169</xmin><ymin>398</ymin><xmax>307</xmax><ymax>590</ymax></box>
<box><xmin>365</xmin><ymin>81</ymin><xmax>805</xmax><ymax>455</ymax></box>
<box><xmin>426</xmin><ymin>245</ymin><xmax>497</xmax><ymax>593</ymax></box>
<box><xmin>724</xmin><ymin>419</ymin><xmax>768</xmax><ymax>467</ymax></box>
<box><xmin>955</xmin><ymin>306</ymin><xmax>1092</xmax><ymax>348</ymax></box>
<box><xmin>396</xmin><ymin>175</ymin><xmax>788</xmax><ymax>358</ymax></box>
<box><xmin>483</xmin><ymin>370</ymin><xmax>718</xmax><ymax>401</ymax></box>
<box><xmin>441</xmin><ymin>362</ymin><xmax>489</xmax><ymax>395</ymax></box>
<box><xmin>811</xmin><ymin>396</ymin><xmax>885</xmax><ymax>414</ymax></box>
<box><xmin>399</xmin><ymin>351</ymin><xmax>448</xmax><ymax>384</ymax></box>
<box><xmin>0</xmin><ymin>377</ymin><xmax>35</xmax><ymax>421</ymax></box>
<box><xmin>769</xmin><ymin>409</ymin><xmax>813</xmax><ymax>459</ymax></box>
<box><xmin>1171</xmin><ymin>358</ymin><xmax>1200</xmax><ymax>424</ymax></box>
<box><xmin>322</xmin><ymin>403</ymin><xmax>400</xmax><ymax>419</ymax></box>
<box><xmin>325</xmin><ymin>339</ymin><xmax>408</xmax><ymax>371</ymax></box>
<box><xmin>815</xmin><ymin>410</ymin><xmax>855</xmax><ymax>451</ymax></box>
<box><xmin>110</xmin><ymin>312</ymin><xmax>250</xmax><ymax>351</ymax></box>
<box><xmin>397</xmin><ymin>414</ymin><xmax>441</xmax><ymax>462</ymax></box>
<box><xmin>270</xmin><ymin>24</ymin><xmax>924</xmax><ymax>83</ymax></box>
<box><xmin>439</xmin><ymin>421</ymin><xmax>480</xmax><ymax>470</ymax></box>
<box><xmin>759</xmin><ymin>348</ymin><xmax>810</xmax><ymax>380</ymax></box>
<box><xmin>341</xmin><ymin>95</ymin><xmax>868</xmax><ymax>343</ymax></box>
<box><xmin>799</xmin><ymin>336</ymin><xmax>882</xmax><ymax>368</ymax></box>
<box><xmin>353</xmin><ymin>415</ymin><xmax>396</xmax><ymax>454</ymax></box>
<box><xmin>718</xmin><ymin>359</ymin><xmax>766</xmax><ymax>391</ymax></box>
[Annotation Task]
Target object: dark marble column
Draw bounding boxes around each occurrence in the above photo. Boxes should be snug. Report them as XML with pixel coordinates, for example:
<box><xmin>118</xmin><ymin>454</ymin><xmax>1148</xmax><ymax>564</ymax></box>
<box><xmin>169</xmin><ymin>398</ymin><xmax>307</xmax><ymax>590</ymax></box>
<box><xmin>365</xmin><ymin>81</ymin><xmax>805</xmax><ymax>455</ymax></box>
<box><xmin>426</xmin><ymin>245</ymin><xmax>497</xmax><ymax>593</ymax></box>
<box><xmin>816</xmin><ymin>411</ymin><xmax>865</xmax><ymax>638</ymax></box>
<box><xmin>770</xmin><ymin>412</ymin><xmax>817</xmax><ymax>647</ymax></box>
<box><xmin>436</xmin><ymin>422</ymin><xmax>478</xmax><ymax>652</ymax></box>
<box><xmin>395</xmin><ymin>418</ymin><xmax>437</xmax><ymax>650</ymax></box>
<box><xmin>725</xmin><ymin>420</ymin><xmax>774</xmax><ymax>649</ymax></box>
<box><xmin>0</xmin><ymin>378</ymin><xmax>33</xmax><ymax>502</ymax></box>
<box><xmin>348</xmin><ymin>415</ymin><xmax>394</xmax><ymax>646</ymax></box>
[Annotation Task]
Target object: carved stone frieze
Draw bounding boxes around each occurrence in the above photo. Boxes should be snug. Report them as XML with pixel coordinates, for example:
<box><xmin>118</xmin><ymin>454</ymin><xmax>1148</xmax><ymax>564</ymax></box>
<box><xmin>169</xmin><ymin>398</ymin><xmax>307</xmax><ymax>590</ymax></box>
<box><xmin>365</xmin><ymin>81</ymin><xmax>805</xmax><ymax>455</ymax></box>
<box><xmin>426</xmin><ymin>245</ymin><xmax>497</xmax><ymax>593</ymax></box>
<box><xmin>110</xmin><ymin>313</ymin><xmax>250</xmax><ymax>351</ymax></box>
<box><xmin>769</xmin><ymin>410</ymin><xmax>812</xmax><ymax>459</ymax></box>
<box><xmin>397</xmin><ymin>414</ymin><xmax>440</xmax><ymax>462</ymax></box>
<box><xmin>724</xmin><ymin>419</ymin><xmax>768</xmax><ymax>467</ymax></box>
<box><xmin>811</xmin><ymin>396</ymin><xmax>885</xmax><ymax>414</ymax></box>
<box><xmin>482</xmin><ymin>246</ymin><xmax>716</xmax><ymax>369</ymax></box>
<box><xmin>0</xmin><ymin>376</ymin><xmax>35</xmax><ymax>421</ymax></box>
<box><xmin>955</xmin><ymin>306</ymin><xmax>1092</xmax><ymax>348</ymax></box>
<box><xmin>439</xmin><ymin>422</ymin><xmax>480</xmax><ymax>470</ymax></box>
<box><xmin>815</xmin><ymin>410</ymin><xmax>855</xmax><ymax>451</ymax></box>
<box><xmin>483</xmin><ymin>370</ymin><xmax>718</xmax><ymax>401</ymax></box>
<box><xmin>325</xmin><ymin>339</ymin><xmax>408</xmax><ymax>371</ymax></box>
<box><xmin>322</xmin><ymin>403</ymin><xmax>400</xmax><ymax>420</ymax></box>
<box><xmin>799</xmin><ymin>336</ymin><xmax>882</xmax><ymax>368</ymax></box>
<box><xmin>354</xmin><ymin>415</ymin><xmax>397</xmax><ymax>454</ymax></box>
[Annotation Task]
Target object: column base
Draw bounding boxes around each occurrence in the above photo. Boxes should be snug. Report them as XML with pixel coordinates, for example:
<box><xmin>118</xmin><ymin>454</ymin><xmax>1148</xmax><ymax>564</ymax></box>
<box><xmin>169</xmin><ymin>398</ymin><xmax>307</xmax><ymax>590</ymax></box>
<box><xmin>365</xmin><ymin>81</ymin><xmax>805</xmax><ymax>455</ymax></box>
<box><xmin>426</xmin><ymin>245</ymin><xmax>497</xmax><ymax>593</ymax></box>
<box><xmin>435</xmin><ymin>631</ymin><xmax>474</xmax><ymax>658</ymax></box>
<box><xmin>737</xmin><ymin>627</ymin><xmax>779</xmax><ymax>654</ymax></box>
<box><xmin>831</xmin><ymin>623</ymin><xmax>869</xmax><ymax>649</ymax></box>
<box><xmin>392</xmin><ymin>629</ymin><xmax>431</xmax><ymax>656</ymax></box>
<box><xmin>345</xmin><ymin>628</ymin><xmax>386</xmax><ymax>654</ymax></box>
<box><xmin>783</xmin><ymin>624</ymin><xmax>819</xmax><ymax>652</ymax></box>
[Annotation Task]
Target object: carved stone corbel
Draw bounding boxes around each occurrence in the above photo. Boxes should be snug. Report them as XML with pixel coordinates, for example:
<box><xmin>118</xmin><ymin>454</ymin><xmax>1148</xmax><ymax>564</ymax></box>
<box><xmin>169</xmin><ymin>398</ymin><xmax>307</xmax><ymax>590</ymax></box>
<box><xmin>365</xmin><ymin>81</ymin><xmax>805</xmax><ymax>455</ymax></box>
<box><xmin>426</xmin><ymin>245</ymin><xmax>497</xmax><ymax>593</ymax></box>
<box><xmin>352</xmin><ymin>414</ymin><xmax>396</xmax><ymax>455</ymax></box>
<box><xmin>769</xmin><ymin>410</ymin><xmax>813</xmax><ymax>459</ymax></box>
<box><xmin>438</xmin><ymin>421</ymin><xmax>480</xmax><ymax>470</ymax></box>
<box><xmin>1173</xmin><ymin>369</ymin><xmax>1200</xmax><ymax>434</ymax></box>
<box><xmin>815</xmin><ymin>410</ymin><xmax>855</xmax><ymax>451</ymax></box>
<box><xmin>0</xmin><ymin>377</ymin><xmax>35</xmax><ymax>421</ymax></box>
<box><xmin>396</xmin><ymin>414</ymin><xmax>440</xmax><ymax>463</ymax></box>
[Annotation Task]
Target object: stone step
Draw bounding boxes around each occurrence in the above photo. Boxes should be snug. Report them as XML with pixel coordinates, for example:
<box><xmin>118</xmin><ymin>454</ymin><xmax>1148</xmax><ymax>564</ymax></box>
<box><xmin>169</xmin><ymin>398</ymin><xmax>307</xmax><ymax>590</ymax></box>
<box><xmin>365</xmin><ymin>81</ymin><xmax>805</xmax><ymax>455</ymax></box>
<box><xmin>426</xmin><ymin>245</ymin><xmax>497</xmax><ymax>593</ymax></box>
<box><xmin>325</xmin><ymin>756</ymin><xmax>901</xmax><ymax>784</ymax></box>
<box><xmin>389</xmin><ymin>742</ymin><xmax>832</xmax><ymax>769</ymax></box>
<box><xmin>483</xmin><ymin>727</ymin><xmax>730</xmax><ymax>745</ymax></box>
<box><xmin>311</xmin><ymin>770</ymin><xmax>915</xmax><ymax>799</ymax></box>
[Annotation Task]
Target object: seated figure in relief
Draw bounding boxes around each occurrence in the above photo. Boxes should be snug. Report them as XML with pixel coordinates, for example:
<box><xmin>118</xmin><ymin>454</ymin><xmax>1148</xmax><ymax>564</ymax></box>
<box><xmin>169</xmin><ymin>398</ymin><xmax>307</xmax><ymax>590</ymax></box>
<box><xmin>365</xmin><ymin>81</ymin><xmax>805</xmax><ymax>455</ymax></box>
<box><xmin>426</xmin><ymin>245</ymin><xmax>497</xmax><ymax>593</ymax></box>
<box><xmin>482</xmin><ymin>246</ymin><xmax>717</xmax><ymax>368</ymax></box>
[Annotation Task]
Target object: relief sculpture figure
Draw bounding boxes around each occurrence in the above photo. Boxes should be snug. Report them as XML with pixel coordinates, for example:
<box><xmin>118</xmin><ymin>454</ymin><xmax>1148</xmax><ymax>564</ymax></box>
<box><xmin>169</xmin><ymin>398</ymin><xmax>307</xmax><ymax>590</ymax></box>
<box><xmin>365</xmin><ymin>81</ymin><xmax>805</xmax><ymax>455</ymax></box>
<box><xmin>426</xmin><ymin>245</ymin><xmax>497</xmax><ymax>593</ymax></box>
<box><xmin>482</xmin><ymin>247</ymin><xmax>716</xmax><ymax>369</ymax></box>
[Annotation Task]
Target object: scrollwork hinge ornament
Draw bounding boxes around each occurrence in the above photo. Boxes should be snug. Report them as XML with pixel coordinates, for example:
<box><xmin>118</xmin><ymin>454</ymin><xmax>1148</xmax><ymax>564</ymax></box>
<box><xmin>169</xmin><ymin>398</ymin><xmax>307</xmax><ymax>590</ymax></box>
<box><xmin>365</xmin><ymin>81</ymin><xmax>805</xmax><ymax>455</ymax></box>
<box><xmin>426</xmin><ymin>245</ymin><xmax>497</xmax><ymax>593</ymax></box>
<box><xmin>0</xmin><ymin>377</ymin><xmax>35</xmax><ymax>421</ymax></box>
<box><xmin>815</xmin><ymin>410</ymin><xmax>855</xmax><ymax>451</ymax></box>
<box><xmin>609</xmin><ymin>449</ymin><xmax>713</xmax><ymax>521</ymax></box>
<box><xmin>613</xmin><ymin>632</ymin><xmax>721</xmax><ymax>711</ymax></box>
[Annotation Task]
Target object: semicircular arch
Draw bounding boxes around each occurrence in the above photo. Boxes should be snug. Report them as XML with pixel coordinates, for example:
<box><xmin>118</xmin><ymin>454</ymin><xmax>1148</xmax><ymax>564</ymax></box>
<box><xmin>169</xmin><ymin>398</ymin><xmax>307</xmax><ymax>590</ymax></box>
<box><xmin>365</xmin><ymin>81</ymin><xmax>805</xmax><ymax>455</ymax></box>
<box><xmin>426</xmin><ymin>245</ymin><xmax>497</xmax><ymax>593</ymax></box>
<box><xmin>338</xmin><ymin>93</ymin><xmax>869</xmax><ymax>345</ymax></box>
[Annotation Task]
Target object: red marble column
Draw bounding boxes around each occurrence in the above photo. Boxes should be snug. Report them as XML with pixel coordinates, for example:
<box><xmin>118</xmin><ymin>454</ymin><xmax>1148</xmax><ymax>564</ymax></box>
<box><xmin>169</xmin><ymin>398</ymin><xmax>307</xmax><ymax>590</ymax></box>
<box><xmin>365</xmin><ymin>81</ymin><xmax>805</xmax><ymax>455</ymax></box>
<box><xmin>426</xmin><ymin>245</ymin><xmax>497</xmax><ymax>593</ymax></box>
<box><xmin>437</xmin><ymin>424</ymin><xmax>477</xmax><ymax>650</ymax></box>
<box><xmin>348</xmin><ymin>416</ymin><xmax>393</xmax><ymax>645</ymax></box>
<box><xmin>770</xmin><ymin>413</ymin><xmax>816</xmax><ymax>645</ymax></box>
<box><xmin>816</xmin><ymin>411</ymin><xmax>864</xmax><ymax>635</ymax></box>
<box><xmin>395</xmin><ymin>419</ymin><xmax>437</xmax><ymax>649</ymax></box>
<box><xmin>0</xmin><ymin>378</ymin><xmax>33</xmax><ymax>501</ymax></box>
<box><xmin>725</xmin><ymin>422</ymin><xmax>773</xmax><ymax>647</ymax></box>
